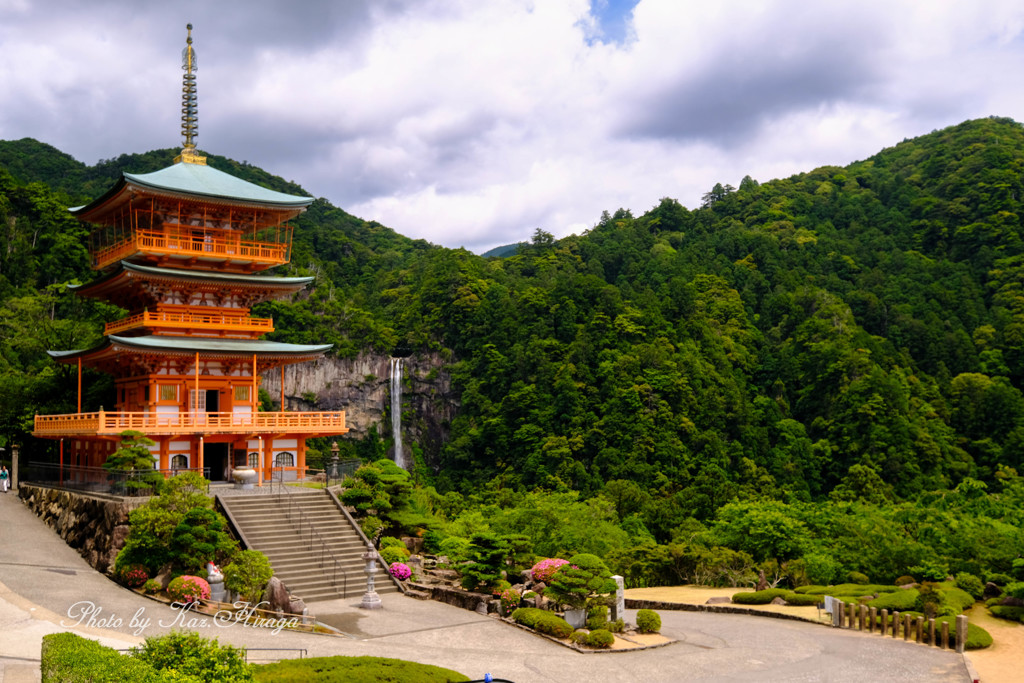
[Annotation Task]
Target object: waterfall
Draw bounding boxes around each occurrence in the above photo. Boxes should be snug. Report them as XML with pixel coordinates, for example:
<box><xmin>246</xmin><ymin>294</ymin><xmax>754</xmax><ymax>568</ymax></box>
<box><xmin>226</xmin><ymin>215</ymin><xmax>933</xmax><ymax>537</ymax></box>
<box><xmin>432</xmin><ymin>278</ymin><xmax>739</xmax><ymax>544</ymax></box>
<box><xmin>390</xmin><ymin>357</ymin><xmax>407</xmax><ymax>470</ymax></box>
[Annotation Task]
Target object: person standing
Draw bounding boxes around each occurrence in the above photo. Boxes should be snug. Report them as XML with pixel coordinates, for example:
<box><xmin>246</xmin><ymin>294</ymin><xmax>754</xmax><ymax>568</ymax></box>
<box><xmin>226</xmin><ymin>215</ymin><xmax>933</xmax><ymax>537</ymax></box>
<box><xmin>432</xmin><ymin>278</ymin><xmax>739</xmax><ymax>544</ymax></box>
<box><xmin>0</xmin><ymin>465</ymin><xmax>8</xmax><ymax>492</ymax></box>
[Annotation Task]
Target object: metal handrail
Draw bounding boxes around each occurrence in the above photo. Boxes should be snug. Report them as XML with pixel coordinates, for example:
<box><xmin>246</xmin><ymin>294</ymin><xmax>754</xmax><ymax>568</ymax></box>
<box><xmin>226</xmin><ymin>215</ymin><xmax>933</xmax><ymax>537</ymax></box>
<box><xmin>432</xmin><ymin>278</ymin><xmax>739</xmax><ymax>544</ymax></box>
<box><xmin>278</xmin><ymin>481</ymin><xmax>348</xmax><ymax>599</ymax></box>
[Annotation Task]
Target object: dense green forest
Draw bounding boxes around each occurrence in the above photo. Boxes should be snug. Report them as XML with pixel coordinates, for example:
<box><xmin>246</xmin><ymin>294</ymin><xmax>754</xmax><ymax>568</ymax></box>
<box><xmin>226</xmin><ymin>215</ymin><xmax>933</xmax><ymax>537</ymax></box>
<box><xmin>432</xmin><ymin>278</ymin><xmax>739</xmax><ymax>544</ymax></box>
<box><xmin>2</xmin><ymin>116</ymin><xmax>1024</xmax><ymax>584</ymax></box>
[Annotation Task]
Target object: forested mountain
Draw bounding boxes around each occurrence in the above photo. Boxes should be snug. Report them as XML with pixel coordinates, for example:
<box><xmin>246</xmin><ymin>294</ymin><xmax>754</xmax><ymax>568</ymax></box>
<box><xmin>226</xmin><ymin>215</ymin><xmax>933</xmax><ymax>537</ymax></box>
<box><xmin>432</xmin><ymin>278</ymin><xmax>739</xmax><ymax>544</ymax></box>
<box><xmin>3</xmin><ymin>118</ymin><xmax>1024</xmax><ymax>567</ymax></box>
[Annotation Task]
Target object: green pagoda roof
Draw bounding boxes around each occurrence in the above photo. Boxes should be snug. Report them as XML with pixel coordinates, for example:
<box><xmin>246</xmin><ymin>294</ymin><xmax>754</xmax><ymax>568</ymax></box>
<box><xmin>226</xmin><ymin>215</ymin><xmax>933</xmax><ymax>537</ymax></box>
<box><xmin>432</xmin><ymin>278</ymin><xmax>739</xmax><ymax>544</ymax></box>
<box><xmin>70</xmin><ymin>160</ymin><xmax>314</xmax><ymax>217</ymax></box>
<box><xmin>49</xmin><ymin>335</ymin><xmax>331</xmax><ymax>361</ymax></box>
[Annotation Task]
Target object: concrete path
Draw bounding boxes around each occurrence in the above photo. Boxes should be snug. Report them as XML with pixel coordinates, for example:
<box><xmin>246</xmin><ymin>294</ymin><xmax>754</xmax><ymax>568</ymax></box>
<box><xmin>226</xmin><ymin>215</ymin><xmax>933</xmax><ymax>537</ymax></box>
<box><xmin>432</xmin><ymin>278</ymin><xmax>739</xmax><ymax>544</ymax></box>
<box><xmin>0</xmin><ymin>489</ymin><xmax>971</xmax><ymax>682</ymax></box>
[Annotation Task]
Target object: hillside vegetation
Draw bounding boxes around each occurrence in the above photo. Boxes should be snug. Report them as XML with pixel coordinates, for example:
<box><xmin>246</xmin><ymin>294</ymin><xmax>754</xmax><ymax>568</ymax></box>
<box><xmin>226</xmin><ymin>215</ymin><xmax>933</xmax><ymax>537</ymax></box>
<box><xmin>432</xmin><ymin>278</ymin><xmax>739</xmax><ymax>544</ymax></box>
<box><xmin>3</xmin><ymin>117</ymin><xmax>1024</xmax><ymax>583</ymax></box>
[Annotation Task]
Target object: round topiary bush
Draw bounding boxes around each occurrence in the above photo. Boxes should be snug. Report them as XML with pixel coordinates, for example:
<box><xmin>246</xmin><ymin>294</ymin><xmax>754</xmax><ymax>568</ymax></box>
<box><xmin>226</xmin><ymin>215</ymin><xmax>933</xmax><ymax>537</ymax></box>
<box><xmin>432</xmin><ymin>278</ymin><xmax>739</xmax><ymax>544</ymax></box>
<box><xmin>379</xmin><ymin>536</ymin><xmax>410</xmax><ymax>555</ymax></box>
<box><xmin>389</xmin><ymin>562</ymin><xmax>412</xmax><ymax>581</ymax></box>
<box><xmin>894</xmin><ymin>575</ymin><xmax>916</xmax><ymax>586</ymax></box>
<box><xmin>586</xmin><ymin>604</ymin><xmax>609</xmax><ymax>630</ymax></box>
<box><xmin>510</xmin><ymin>607</ymin><xmax>573</xmax><ymax>638</ymax></box>
<box><xmin>143</xmin><ymin>579</ymin><xmax>162</xmax><ymax>594</ymax></box>
<box><xmin>636</xmin><ymin>609</ymin><xmax>661</xmax><ymax>633</ymax></box>
<box><xmin>570</xmin><ymin>629</ymin><xmax>589</xmax><ymax>645</ymax></box>
<box><xmin>587</xmin><ymin>629</ymin><xmax>615</xmax><ymax>648</ymax></box>
<box><xmin>847</xmin><ymin>571</ymin><xmax>870</xmax><ymax>585</ymax></box>
<box><xmin>167</xmin><ymin>575</ymin><xmax>211</xmax><ymax>604</ymax></box>
<box><xmin>380</xmin><ymin>545</ymin><xmax>408</xmax><ymax>566</ymax></box>
<box><xmin>118</xmin><ymin>564</ymin><xmax>149</xmax><ymax>589</ymax></box>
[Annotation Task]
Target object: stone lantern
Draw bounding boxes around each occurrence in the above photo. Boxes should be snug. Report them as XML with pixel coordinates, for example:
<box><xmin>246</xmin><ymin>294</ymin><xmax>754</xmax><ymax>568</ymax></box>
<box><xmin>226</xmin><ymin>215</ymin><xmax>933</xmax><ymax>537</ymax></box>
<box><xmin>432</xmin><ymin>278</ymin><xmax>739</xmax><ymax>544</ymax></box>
<box><xmin>360</xmin><ymin>544</ymin><xmax>383</xmax><ymax>609</ymax></box>
<box><xmin>330</xmin><ymin>440</ymin><xmax>340</xmax><ymax>480</ymax></box>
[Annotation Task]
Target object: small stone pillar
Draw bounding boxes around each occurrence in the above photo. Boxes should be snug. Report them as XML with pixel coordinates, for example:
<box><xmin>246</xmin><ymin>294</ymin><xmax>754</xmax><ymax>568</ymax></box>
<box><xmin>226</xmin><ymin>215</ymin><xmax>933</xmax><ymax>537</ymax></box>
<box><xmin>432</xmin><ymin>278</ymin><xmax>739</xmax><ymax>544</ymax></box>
<box><xmin>858</xmin><ymin>604</ymin><xmax>867</xmax><ymax>631</ymax></box>
<box><xmin>892</xmin><ymin>611</ymin><xmax>901</xmax><ymax>638</ymax></box>
<box><xmin>868</xmin><ymin>606</ymin><xmax>876</xmax><ymax>633</ymax></box>
<box><xmin>903</xmin><ymin>613</ymin><xmax>911</xmax><ymax>641</ymax></box>
<box><xmin>915</xmin><ymin>616</ymin><xmax>924</xmax><ymax>644</ymax></box>
<box><xmin>955</xmin><ymin>615</ymin><xmax>968</xmax><ymax>653</ymax></box>
<box><xmin>11</xmin><ymin>444</ymin><xmax>18</xmax><ymax>491</ymax></box>
<box><xmin>941</xmin><ymin>620</ymin><xmax>950</xmax><ymax>649</ymax></box>
<box><xmin>611</xmin><ymin>575</ymin><xmax>626</xmax><ymax>622</ymax></box>
<box><xmin>928</xmin><ymin>618</ymin><xmax>936</xmax><ymax>646</ymax></box>
<box><xmin>360</xmin><ymin>545</ymin><xmax>383</xmax><ymax>610</ymax></box>
<box><xmin>880</xmin><ymin>609</ymin><xmax>888</xmax><ymax>636</ymax></box>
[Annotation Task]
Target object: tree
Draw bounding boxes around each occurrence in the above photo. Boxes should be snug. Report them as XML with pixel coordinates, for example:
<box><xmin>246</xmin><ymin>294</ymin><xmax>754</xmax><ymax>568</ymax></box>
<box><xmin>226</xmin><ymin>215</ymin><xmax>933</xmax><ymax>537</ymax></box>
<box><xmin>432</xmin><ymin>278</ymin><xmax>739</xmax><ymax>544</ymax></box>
<box><xmin>103</xmin><ymin>430</ymin><xmax>162</xmax><ymax>493</ymax></box>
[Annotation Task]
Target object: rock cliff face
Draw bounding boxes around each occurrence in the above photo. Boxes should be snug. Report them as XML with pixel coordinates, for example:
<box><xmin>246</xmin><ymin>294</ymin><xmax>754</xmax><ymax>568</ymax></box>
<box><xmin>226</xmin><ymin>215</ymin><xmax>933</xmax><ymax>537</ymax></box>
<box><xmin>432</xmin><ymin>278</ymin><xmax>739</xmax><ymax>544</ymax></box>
<box><xmin>19</xmin><ymin>485</ymin><xmax>143</xmax><ymax>574</ymax></box>
<box><xmin>261</xmin><ymin>352</ymin><xmax>458</xmax><ymax>471</ymax></box>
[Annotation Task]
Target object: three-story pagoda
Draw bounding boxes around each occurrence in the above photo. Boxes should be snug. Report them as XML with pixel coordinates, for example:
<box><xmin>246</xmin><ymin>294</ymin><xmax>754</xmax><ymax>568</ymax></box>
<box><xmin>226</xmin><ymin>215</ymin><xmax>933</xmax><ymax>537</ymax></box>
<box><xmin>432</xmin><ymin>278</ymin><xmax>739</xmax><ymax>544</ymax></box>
<box><xmin>33</xmin><ymin>25</ymin><xmax>346</xmax><ymax>482</ymax></box>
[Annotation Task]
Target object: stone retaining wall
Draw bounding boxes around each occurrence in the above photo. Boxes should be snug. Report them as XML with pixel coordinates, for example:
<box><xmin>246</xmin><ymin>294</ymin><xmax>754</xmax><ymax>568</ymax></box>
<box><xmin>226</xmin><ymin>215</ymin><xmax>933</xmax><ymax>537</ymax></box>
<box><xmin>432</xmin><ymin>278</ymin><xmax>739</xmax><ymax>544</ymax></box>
<box><xmin>18</xmin><ymin>484</ymin><xmax>144</xmax><ymax>575</ymax></box>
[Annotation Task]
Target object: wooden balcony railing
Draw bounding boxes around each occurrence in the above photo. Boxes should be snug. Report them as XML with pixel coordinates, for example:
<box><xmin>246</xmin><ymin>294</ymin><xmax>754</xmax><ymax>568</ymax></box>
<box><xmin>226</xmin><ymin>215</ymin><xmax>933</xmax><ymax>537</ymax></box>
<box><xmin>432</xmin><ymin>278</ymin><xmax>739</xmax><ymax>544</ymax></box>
<box><xmin>104</xmin><ymin>311</ymin><xmax>274</xmax><ymax>336</ymax></box>
<box><xmin>93</xmin><ymin>227</ymin><xmax>289</xmax><ymax>270</ymax></box>
<box><xmin>34</xmin><ymin>410</ymin><xmax>347</xmax><ymax>437</ymax></box>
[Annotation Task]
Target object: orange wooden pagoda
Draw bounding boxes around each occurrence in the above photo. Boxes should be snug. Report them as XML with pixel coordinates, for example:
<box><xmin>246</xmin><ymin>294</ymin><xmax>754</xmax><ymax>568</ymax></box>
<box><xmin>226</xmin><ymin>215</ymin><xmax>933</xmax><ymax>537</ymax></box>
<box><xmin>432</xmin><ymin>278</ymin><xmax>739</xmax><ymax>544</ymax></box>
<box><xmin>32</xmin><ymin>25</ymin><xmax>346</xmax><ymax>482</ymax></box>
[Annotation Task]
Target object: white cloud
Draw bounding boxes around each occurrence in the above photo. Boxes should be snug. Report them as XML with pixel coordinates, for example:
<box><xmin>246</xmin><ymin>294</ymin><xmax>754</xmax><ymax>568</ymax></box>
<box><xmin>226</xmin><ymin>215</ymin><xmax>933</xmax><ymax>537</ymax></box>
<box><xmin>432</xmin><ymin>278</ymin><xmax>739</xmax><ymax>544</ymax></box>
<box><xmin>1</xmin><ymin>0</ymin><xmax>1024</xmax><ymax>252</ymax></box>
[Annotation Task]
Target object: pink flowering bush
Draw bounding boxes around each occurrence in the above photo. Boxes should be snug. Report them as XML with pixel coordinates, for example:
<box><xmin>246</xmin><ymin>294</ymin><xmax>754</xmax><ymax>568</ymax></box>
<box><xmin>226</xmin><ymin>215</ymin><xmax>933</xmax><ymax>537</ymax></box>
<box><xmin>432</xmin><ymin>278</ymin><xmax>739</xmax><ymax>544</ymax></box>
<box><xmin>389</xmin><ymin>562</ymin><xmax>412</xmax><ymax>581</ymax></box>
<box><xmin>166</xmin><ymin>575</ymin><xmax>211</xmax><ymax>604</ymax></box>
<box><xmin>118</xmin><ymin>564</ymin><xmax>150</xmax><ymax>589</ymax></box>
<box><xmin>531</xmin><ymin>558</ymin><xmax>569</xmax><ymax>584</ymax></box>
<box><xmin>500</xmin><ymin>587</ymin><xmax>521</xmax><ymax>612</ymax></box>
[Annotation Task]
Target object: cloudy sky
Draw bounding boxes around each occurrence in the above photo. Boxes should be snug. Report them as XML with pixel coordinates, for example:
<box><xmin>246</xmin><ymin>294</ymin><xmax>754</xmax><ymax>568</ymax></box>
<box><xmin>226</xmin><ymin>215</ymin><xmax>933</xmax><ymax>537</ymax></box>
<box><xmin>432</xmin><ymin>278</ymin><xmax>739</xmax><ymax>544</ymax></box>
<box><xmin>1</xmin><ymin>1</ymin><xmax>1023</xmax><ymax>253</ymax></box>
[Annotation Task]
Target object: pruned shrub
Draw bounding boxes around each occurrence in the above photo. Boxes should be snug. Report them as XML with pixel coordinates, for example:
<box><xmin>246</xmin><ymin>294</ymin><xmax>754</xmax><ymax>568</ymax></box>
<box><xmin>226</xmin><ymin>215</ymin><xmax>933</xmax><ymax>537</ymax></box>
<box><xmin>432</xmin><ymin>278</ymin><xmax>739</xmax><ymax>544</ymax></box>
<box><xmin>847</xmin><ymin>571</ymin><xmax>869</xmax><ymax>585</ymax></box>
<box><xmin>636</xmin><ymin>609</ymin><xmax>661</xmax><ymax>633</ymax></box>
<box><xmin>933</xmin><ymin>617</ymin><xmax>993</xmax><ymax>649</ymax></box>
<box><xmin>380</xmin><ymin>545</ymin><xmax>409</xmax><ymax>566</ymax></box>
<box><xmin>143</xmin><ymin>579</ymin><xmax>162</xmax><ymax>594</ymax></box>
<box><xmin>955</xmin><ymin>572</ymin><xmax>984</xmax><ymax>600</ymax></box>
<box><xmin>545</xmin><ymin>553</ymin><xmax>616</xmax><ymax>611</ymax></box>
<box><xmin>894</xmin><ymin>575</ymin><xmax>916</xmax><ymax>586</ymax></box>
<box><xmin>222</xmin><ymin>550</ymin><xmax>274</xmax><ymax>603</ymax></box>
<box><xmin>167</xmin><ymin>575</ymin><xmax>211</xmax><ymax>604</ymax></box>
<box><xmin>389</xmin><ymin>562</ymin><xmax>412</xmax><ymax>581</ymax></box>
<box><xmin>868</xmin><ymin>588</ymin><xmax>918</xmax><ymax>612</ymax></box>
<box><xmin>251</xmin><ymin>655</ymin><xmax>469</xmax><ymax>681</ymax></box>
<box><xmin>586</xmin><ymin>604</ymin><xmax>609</xmax><ymax>630</ymax></box>
<box><xmin>379</xmin><ymin>536</ymin><xmax>409</xmax><ymax>553</ymax></box>
<box><xmin>608</xmin><ymin>618</ymin><xmax>625</xmax><ymax>633</ymax></box>
<box><xmin>732</xmin><ymin>588</ymin><xmax>789</xmax><ymax>605</ymax></box>
<box><xmin>118</xmin><ymin>564</ymin><xmax>150</xmax><ymax>588</ymax></box>
<box><xmin>570</xmin><ymin>629</ymin><xmax>589</xmax><ymax>645</ymax></box>
<box><xmin>511</xmin><ymin>607</ymin><xmax>573</xmax><ymax>638</ymax></box>
<box><xmin>784</xmin><ymin>593</ymin><xmax>823</xmax><ymax>606</ymax></box>
<box><xmin>587</xmin><ymin>628</ymin><xmax>615</xmax><ymax>648</ymax></box>
<box><xmin>133</xmin><ymin>630</ymin><xmax>253</xmax><ymax>682</ymax></box>
<box><xmin>990</xmin><ymin>605</ymin><xmax>1024</xmax><ymax>622</ymax></box>
<box><xmin>42</xmin><ymin>633</ymin><xmax>164</xmax><ymax>682</ymax></box>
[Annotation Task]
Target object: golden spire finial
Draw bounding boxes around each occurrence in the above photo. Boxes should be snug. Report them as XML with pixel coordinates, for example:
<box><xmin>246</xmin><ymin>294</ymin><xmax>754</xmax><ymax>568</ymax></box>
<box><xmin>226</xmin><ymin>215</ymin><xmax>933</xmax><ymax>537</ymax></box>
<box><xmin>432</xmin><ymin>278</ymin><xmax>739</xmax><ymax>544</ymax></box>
<box><xmin>176</xmin><ymin>23</ymin><xmax>206</xmax><ymax>165</ymax></box>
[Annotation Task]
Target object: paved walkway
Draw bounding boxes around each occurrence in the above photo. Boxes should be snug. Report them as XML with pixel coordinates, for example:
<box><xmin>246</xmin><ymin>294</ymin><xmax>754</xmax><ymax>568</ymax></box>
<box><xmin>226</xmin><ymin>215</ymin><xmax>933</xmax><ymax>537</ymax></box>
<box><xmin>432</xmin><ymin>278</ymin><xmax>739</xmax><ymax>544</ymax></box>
<box><xmin>0</xmin><ymin>489</ymin><xmax>972</xmax><ymax>682</ymax></box>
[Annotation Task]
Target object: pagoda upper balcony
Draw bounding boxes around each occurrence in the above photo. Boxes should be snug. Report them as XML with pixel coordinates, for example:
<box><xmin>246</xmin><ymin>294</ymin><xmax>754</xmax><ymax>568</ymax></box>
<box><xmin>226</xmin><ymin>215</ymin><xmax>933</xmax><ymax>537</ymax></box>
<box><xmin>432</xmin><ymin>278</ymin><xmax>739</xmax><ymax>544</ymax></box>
<box><xmin>92</xmin><ymin>224</ymin><xmax>291</xmax><ymax>272</ymax></box>
<box><xmin>34</xmin><ymin>409</ymin><xmax>346</xmax><ymax>438</ymax></box>
<box><xmin>105</xmin><ymin>310</ymin><xmax>275</xmax><ymax>337</ymax></box>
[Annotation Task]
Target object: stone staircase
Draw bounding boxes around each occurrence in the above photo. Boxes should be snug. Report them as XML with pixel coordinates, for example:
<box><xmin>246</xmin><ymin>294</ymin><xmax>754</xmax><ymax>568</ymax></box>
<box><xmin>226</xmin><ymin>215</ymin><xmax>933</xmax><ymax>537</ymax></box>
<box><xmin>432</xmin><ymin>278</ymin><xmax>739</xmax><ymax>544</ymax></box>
<box><xmin>217</xmin><ymin>490</ymin><xmax>401</xmax><ymax>603</ymax></box>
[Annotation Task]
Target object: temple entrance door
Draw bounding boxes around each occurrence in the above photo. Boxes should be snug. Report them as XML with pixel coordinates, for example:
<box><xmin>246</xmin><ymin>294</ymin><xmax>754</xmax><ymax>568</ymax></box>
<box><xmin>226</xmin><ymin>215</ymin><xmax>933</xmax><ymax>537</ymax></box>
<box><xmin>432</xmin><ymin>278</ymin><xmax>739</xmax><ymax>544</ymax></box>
<box><xmin>206</xmin><ymin>389</ymin><xmax>219</xmax><ymax>413</ymax></box>
<box><xmin>206</xmin><ymin>443</ymin><xmax>229</xmax><ymax>481</ymax></box>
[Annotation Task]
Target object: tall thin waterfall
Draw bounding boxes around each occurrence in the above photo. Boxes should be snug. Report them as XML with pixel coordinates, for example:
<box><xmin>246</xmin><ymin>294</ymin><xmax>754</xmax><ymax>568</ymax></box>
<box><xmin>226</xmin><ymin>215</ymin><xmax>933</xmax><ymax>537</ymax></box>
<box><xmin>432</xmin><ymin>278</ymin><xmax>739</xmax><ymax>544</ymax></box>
<box><xmin>390</xmin><ymin>357</ymin><xmax>407</xmax><ymax>470</ymax></box>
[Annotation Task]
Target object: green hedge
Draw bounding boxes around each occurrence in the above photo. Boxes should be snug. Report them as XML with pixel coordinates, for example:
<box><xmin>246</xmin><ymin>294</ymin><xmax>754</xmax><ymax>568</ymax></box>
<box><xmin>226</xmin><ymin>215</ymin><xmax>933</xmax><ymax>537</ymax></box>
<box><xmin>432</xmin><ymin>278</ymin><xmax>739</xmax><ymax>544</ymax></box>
<box><xmin>868</xmin><ymin>589</ymin><xmax>919</xmax><ymax>611</ymax></box>
<box><xmin>990</xmin><ymin>605</ymin><xmax>1024</xmax><ymax>622</ymax></box>
<box><xmin>802</xmin><ymin>584</ymin><xmax>899</xmax><ymax>597</ymax></box>
<box><xmin>41</xmin><ymin>633</ymin><xmax>170</xmax><ymax>683</ymax></box>
<box><xmin>784</xmin><ymin>593</ymin><xmax>823</xmax><ymax>606</ymax></box>
<box><xmin>731</xmin><ymin>588</ymin><xmax>790</xmax><ymax>605</ymax></box>
<box><xmin>252</xmin><ymin>656</ymin><xmax>469</xmax><ymax>682</ymax></box>
<box><xmin>510</xmin><ymin>607</ymin><xmax>574</xmax><ymax>638</ymax></box>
